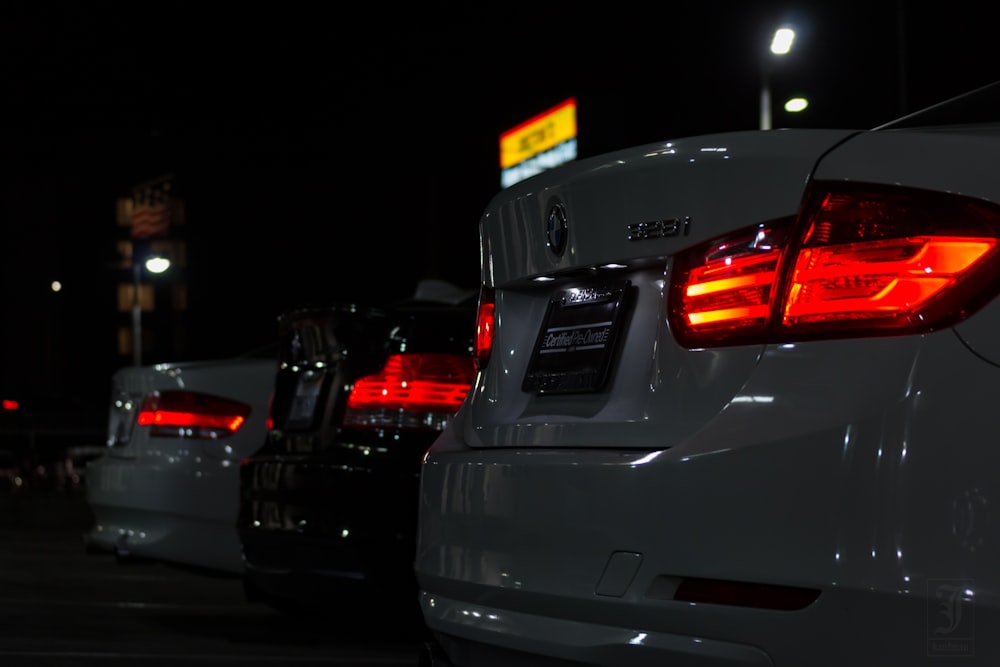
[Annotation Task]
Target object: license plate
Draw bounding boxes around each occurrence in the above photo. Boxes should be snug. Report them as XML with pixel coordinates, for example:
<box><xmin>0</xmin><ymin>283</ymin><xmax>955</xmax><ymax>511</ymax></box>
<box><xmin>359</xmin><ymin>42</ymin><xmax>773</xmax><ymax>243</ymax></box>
<box><xmin>285</xmin><ymin>371</ymin><xmax>325</xmax><ymax>429</ymax></box>
<box><xmin>522</xmin><ymin>281</ymin><xmax>630</xmax><ymax>394</ymax></box>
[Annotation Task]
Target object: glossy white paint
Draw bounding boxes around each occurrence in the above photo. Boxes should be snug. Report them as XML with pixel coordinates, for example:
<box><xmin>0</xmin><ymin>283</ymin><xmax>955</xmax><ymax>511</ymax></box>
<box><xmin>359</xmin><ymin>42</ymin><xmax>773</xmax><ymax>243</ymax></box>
<box><xmin>416</xmin><ymin>93</ymin><xmax>1000</xmax><ymax>664</ymax></box>
<box><xmin>479</xmin><ymin>129</ymin><xmax>857</xmax><ymax>287</ymax></box>
<box><xmin>85</xmin><ymin>356</ymin><xmax>274</xmax><ymax>574</ymax></box>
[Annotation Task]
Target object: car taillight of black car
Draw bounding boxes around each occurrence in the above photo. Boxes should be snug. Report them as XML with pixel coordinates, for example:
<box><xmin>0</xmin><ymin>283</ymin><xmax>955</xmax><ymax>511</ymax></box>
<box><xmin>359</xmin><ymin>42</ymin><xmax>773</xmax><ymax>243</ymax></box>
<box><xmin>343</xmin><ymin>352</ymin><xmax>474</xmax><ymax>431</ymax></box>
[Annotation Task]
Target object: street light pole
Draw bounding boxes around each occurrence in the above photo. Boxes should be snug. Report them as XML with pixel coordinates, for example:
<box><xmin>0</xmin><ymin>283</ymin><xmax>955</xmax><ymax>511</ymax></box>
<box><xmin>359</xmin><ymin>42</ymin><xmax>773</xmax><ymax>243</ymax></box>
<box><xmin>760</xmin><ymin>71</ymin><xmax>772</xmax><ymax>131</ymax></box>
<box><xmin>760</xmin><ymin>27</ymin><xmax>795</xmax><ymax>131</ymax></box>
<box><xmin>132</xmin><ymin>254</ymin><xmax>142</xmax><ymax>366</ymax></box>
<box><xmin>130</xmin><ymin>249</ymin><xmax>171</xmax><ymax>367</ymax></box>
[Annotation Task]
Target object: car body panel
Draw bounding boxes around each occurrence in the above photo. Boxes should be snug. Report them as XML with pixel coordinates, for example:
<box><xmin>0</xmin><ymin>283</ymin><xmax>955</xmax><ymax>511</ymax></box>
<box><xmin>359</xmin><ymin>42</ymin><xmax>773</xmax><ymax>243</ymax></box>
<box><xmin>85</xmin><ymin>352</ymin><xmax>275</xmax><ymax>574</ymax></box>
<box><xmin>415</xmin><ymin>84</ymin><xmax>1000</xmax><ymax>665</ymax></box>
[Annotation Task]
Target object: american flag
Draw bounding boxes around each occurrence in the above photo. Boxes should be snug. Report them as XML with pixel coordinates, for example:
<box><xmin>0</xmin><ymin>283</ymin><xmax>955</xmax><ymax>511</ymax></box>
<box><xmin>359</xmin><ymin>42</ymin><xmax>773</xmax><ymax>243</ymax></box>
<box><xmin>131</xmin><ymin>182</ymin><xmax>172</xmax><ymax>239</ymax></box>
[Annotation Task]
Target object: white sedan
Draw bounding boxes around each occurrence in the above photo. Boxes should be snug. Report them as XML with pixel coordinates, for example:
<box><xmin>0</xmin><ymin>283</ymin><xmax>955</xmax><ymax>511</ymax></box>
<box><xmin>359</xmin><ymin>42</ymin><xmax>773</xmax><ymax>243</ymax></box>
<box><xmin>416</xmin><ymin>81</ymin><xmax>1000</xmax><ymax>665</ymax></box>
<box><xmin>84</xmin><ymin>349</ymin><xmax>275</xmax><ymax>574</ymax></box>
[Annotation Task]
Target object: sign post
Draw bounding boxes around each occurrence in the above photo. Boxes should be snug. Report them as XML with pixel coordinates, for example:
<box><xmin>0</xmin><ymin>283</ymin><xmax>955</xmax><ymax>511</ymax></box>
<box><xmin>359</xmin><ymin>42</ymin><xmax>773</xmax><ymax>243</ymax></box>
<box><xmin>129</xmin><ymin>174</ymin><xmax>173</xmax><ymax>366</ymax></box>
<box><xmin>132</xmin><ymin>254</ymin><xmax>142</xmax><ymax>366</ymax></box>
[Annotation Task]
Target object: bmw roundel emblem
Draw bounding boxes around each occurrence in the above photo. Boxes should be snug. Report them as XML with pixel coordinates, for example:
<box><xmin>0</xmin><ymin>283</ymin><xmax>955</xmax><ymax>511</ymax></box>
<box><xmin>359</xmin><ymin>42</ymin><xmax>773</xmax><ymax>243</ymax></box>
<box><xmin>546</xmin><ymin>202</ymin><xmax>568</xmax><ymax>257</ymax></box>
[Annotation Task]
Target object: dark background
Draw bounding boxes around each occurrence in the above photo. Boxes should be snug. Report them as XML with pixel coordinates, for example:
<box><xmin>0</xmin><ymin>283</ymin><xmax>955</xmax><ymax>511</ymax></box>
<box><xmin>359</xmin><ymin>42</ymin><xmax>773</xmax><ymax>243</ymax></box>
<box><xmin>1</xmin><ymin>1</ymin><xmax>997</xmax><ymax>416</ymax></box>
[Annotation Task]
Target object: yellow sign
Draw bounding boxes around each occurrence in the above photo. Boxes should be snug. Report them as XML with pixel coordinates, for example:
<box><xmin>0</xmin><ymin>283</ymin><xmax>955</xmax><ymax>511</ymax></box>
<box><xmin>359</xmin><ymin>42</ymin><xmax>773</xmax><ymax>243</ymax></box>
<box><xmin>500</xmin><ymin>98</ymin><xmax>577</xmax><ymax>170</ymax></box>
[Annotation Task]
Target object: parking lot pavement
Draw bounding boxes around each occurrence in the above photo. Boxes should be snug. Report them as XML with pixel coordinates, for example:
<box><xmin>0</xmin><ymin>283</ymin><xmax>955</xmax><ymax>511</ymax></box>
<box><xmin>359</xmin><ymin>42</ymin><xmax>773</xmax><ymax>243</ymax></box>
<box><xmin>0</xmin><ymin>488</ymin><xmax>424</xmax><ymax>666</ymax></box>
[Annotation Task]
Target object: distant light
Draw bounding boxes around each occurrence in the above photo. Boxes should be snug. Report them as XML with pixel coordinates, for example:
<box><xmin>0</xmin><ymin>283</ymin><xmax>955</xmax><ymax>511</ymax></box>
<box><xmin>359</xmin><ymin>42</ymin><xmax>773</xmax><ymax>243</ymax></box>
<box><xmin>50</xmin><ymin>281</ymin><xmax>62</xmax><ymax>292</ymax></box>
<box><xmin>145</xmin><ymin>256</ymin><xmax>171</xmax><ymax>274</ymax></box>
<box><xmin>2</xmin><ymin>399</ymin><xmax>18</xmax><ymax>411</ymax></box>
<box><xmin>770</xmin><ymin>28</ymin><xmax>795</xmax><ymax>55</ymax></box>
<box><xmin>784</xmin><ymin>97</ymin><xmax>809</xmax><ymax>113</ymax></box>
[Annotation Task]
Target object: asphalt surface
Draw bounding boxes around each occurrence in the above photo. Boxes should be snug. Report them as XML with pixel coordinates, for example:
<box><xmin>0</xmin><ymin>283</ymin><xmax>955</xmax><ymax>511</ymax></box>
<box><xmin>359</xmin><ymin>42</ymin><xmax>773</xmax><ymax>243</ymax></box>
<box><xmin>0</xmin><ymin>487</ymin><xmax>425</xmax><ymax>666</ymax></box>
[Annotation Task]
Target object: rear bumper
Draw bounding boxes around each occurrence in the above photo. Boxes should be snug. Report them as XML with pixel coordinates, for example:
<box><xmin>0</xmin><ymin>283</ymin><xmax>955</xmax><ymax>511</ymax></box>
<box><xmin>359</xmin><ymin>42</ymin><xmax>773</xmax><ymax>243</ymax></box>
<box><xmin>415</xmin><ymin>332</ymin><xmax>1000</xmax><ymax>665</ymax></box>
<box><xmin>239</xmin><ymin>457</ymin><xmax>422</xmax><ymax>607</ymax></box>
<box><xmin>83</xmin><ymin>454</ymin><xmax>242</xmax><ymax>573</ymax></box>
<box><xmin>241</xmin><ymin>530</ymin><xmax>414</xmax><ymax>585</ymax></box>
<box><xmin>83</xmin><ymin>508</ymin><xmax>243</xmax><ymax>574</ymax></box>
<box><xmin>421</xmin><ymin>597</ymin><xmax>773</xmax><ymax>666</ymax></box>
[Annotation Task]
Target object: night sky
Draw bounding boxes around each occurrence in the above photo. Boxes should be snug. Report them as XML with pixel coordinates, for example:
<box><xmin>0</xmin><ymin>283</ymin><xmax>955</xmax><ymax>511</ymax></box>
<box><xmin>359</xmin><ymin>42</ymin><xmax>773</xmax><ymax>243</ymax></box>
<box><xmin>1</xmin><ymin>1</ymin><xmax>997</xmax><ymax>412</ymax></box>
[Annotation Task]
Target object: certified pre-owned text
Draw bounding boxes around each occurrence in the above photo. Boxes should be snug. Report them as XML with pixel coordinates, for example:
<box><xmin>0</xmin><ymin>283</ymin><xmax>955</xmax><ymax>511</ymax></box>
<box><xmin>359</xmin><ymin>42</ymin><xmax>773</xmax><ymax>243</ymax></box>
<box><xmin>540</xmin><ymin>324</ymin><xmax>612</xmax><ymax>353</ymax></box>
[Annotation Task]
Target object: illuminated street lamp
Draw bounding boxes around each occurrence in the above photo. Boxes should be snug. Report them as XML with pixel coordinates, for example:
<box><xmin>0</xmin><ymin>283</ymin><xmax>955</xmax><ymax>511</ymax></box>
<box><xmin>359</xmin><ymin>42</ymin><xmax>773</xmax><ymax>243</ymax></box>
<box><xmin>132</xmin><ymin>253</ymin><xmax>171</xmax><ymax>366</ymax></box>
<box><xmin>784</xmin><ymin>97</ymin><xmax>809</xmax><ymax>113</ymax></box>
<box><xmin>145</xmin><ymin>256</ymin><xmax>171</xmax><ymax>274</ymax></box>
<box><xmin>760</xmin><ymin>27</ymin><xmax>796</xmax><ymax>130</ymax></box>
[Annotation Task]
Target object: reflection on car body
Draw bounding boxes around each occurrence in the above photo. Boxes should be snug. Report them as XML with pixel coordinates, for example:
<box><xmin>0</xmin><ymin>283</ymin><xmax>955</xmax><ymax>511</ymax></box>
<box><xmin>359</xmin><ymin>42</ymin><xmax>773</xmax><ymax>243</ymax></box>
<box><xmin>415</xmin><ymin>81</ymin><xmax>1000</xmax><ymax>666</ymax></box>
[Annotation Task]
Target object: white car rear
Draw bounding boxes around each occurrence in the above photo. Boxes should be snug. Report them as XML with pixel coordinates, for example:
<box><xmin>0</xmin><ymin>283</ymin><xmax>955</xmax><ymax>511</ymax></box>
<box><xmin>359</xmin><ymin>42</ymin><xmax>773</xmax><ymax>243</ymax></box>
<box><xmin>85</xmin><ymin>350</ymin><xmax>275</xmax><ymax>574</ymax></box>
<box><xmin>416</xmin><ymin>83</ymin><xmax>1000</xmax><ymax>665</ymax></box>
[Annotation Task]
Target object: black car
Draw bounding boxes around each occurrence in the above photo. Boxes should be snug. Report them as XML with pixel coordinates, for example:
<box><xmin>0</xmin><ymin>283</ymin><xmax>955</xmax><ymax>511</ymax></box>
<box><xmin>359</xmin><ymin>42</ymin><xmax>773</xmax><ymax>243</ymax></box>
<box><xmin>237</xmin><ymin>280</ymin><xmax>477</xmax><ymax>625</ymax></box>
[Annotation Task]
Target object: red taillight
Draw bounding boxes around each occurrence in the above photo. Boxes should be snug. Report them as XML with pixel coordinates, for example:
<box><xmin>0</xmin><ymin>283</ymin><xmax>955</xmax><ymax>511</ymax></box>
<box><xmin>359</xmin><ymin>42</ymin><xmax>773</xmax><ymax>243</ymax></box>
<box><xmin>265</xmin><ymin>391</ymin><xmax>274</xmax><ymax>431</ymax></box>
<box><xmin>675</xmin><ymin>224</ymin><xmax>788</xmax><ymax>337</ymax></box>
<box><xmin>137</xmin><ymin>390</ymin><xmax>252</xmax><ymax>438</ymax></box>
<box><xmin>475</xmin><ymin>285</ymin><xmax>496</xmax><ymax>371</ymax></box>
<box><xmin>344</xmin><ymin>352</ymin><xmax>474</xmax><ymax>431</ymax></box>
<box><xmin>1</xmin><ymin>399</ymin><xmax>18</xmax><ymax>411</ymax></box>
<box><xmin>670</xmin><ymin>183</ymin><xmax>1000</xmax><ymax>347</ymax></box>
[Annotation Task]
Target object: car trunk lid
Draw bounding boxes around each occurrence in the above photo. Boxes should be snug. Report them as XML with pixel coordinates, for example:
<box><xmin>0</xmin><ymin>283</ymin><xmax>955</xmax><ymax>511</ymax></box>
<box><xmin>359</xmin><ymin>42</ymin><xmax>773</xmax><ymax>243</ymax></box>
<box><xmin>465</xmin><ymin>129</ymin><xmax>857</xmax><ymax>450</ymax></box>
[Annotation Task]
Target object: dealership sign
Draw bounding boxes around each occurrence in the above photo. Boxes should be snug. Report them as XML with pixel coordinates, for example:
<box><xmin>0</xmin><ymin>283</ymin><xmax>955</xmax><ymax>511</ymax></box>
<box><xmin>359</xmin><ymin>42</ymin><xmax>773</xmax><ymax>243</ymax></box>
<box><xmin>500</xmin><ymin>98</ymin><xmax>577</xmax><ymax>188</ymax></box>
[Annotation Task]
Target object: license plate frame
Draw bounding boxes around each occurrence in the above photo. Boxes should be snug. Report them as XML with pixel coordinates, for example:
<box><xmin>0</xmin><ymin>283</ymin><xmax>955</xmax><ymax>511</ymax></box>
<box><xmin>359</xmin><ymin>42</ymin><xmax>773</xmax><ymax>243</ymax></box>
<box><xmin>522</xmin><ymin>280</ymin><xmax>630</xmax><ymax>395</ymax></box>
<box><xmin>285</xmin><ymin>370</ymin><xmax>325</xmax><ymax>429</ymax></box>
